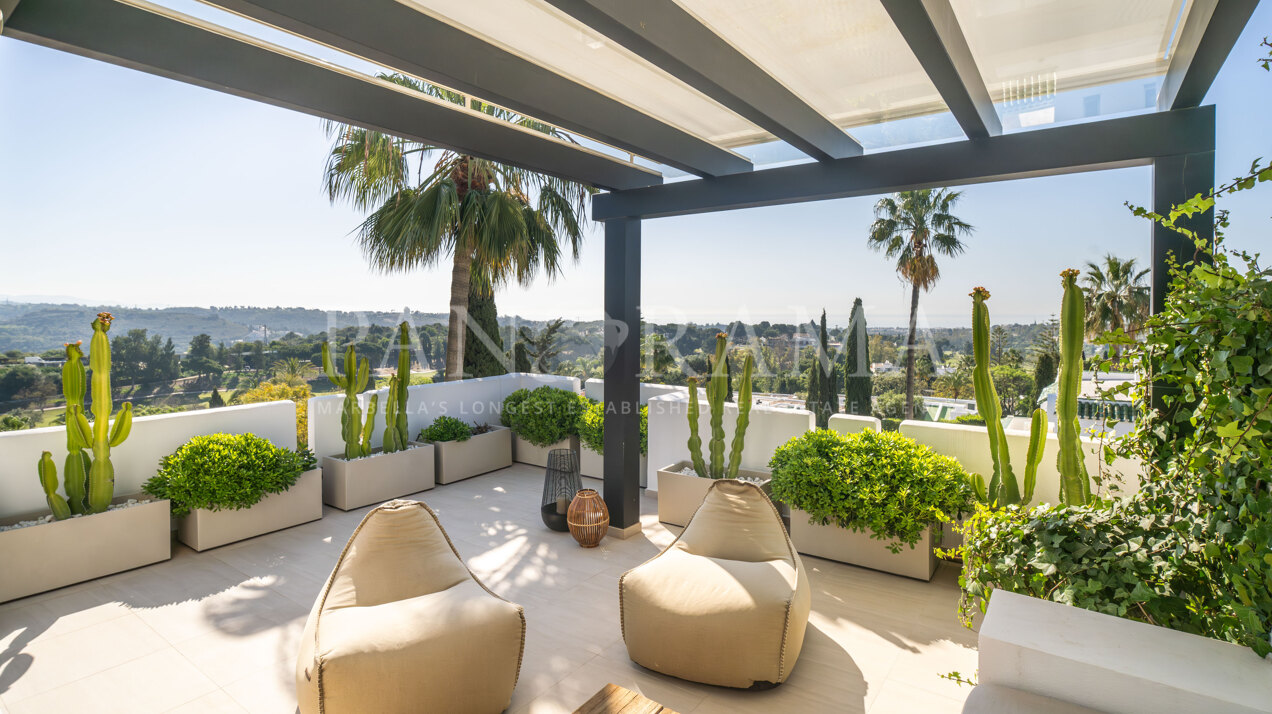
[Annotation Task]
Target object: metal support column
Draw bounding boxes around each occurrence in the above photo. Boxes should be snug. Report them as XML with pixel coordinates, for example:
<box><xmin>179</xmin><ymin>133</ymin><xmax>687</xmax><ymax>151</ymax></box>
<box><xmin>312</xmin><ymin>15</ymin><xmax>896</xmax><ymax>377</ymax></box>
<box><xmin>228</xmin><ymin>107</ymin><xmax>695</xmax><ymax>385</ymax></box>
<box><xmin>602</xmin><ymin>218</ymin><xmax>642</xmax><ymax>535</ymax></box>
<box><xmin>1150</xmin><ymin>150</ymin><xmax>1214</xmax><ymax>411</ymax></box>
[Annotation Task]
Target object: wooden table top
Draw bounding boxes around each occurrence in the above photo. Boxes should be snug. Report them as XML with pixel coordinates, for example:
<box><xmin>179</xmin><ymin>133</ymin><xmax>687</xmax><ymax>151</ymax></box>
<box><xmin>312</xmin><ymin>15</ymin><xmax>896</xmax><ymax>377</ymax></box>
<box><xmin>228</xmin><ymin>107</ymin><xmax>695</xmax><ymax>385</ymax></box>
<box><xmin>572</xmin><ymin>683</ymin><xmax>680</xmax><ymax>714</ymax></box>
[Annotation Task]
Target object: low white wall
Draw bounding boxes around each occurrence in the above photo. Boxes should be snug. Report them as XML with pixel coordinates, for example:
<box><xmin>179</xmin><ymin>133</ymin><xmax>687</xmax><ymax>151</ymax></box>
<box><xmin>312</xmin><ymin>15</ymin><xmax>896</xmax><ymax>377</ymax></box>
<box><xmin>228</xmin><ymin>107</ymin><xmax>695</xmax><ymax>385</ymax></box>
<box><xmin>0</xmin><ymin>402</ymin><xmax>297</xmax><ymax>519</ymax></box>
<box><xmin>308</xmin><ymin>373</ymin><xmax>580</xmax><ymax>459</ymax></box>
<box><xmin>828</xmin><ymin>414</ymin><xmax>881</xmax><ymax>435</ymax></box>
<box><xmin>978</xmin><ymin>590</ymin><xmax>1272</xmax><ymax>714</ymax></box>
<box><xmin>646</xmin><ymin>392</ymin><xmax>814</xmax><ymax>492</ymax></box>
<box><xmin>900</xmin><ymin>420</ymin><xmax>1140</xmax><ymax>507</ymax></box>
<box><xmin>582</xmin><ymin>378</ymin><xmax>686</xmax><ymax>405</ymax></box>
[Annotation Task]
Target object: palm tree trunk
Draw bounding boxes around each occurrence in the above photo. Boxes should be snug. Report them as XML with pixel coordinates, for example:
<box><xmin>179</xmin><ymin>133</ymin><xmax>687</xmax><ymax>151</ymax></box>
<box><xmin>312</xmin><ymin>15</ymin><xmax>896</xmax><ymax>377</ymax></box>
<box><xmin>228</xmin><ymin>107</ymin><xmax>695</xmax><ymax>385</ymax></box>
<box><xmin>444</xmin><ymin>249</ymin><xmax>473</xmax><ymax>381</ymax></box>
<box><xmin>904</xmin><ymin>282</ymin><xmax>920</xmax><ymax>420</ymax></box>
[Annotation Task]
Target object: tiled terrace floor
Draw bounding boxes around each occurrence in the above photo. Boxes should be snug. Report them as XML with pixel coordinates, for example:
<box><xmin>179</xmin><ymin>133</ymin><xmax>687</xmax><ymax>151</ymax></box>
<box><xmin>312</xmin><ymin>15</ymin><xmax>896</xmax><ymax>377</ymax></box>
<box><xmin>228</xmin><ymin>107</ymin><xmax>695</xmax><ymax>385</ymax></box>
<box><xmin>0</xmin><ymin>465</ymin><xmax>977</xmax><ymax>713</ymax></box>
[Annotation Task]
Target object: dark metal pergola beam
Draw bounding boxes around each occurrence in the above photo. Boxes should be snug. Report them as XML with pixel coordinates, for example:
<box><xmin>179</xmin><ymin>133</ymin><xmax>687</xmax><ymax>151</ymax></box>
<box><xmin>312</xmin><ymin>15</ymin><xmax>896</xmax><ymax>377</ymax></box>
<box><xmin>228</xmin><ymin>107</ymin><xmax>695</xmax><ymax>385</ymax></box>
<box><xmin>593</xmin><ymin>106</ymin><xmax>1215</xmax><ymax>220</ymax></box>
<box><xmin>541</xmin><ymin>0</ymin><xmax>863</xmax><ymax>162</ymax></box>
<box><xmin>2</xmin><ymin>0</ymin><xmax>661</xmax><ymax>191</ymax></box>
<box><xmin>880</xmin><ymin>0</ymin><xmax>1001</xmax><ymax>139</ymax></box>
<box><xmin>206</xmin><ymin>0</ymin><xmax>752</xmax><ymax>179</ymax></box>
<box><xmin>1159</xmin><ymin>0</ymin><xmax>1259</xmax><ymax>110</ymax></box>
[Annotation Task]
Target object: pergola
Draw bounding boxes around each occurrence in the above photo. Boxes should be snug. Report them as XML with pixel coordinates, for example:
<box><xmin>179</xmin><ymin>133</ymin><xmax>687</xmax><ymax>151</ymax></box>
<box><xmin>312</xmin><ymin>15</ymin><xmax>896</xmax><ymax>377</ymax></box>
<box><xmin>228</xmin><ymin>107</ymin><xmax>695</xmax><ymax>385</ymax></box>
<box><xmin>1</xmin><ymin>0</ymin><xmax>1257</xmax><ymax>535</ymax></box>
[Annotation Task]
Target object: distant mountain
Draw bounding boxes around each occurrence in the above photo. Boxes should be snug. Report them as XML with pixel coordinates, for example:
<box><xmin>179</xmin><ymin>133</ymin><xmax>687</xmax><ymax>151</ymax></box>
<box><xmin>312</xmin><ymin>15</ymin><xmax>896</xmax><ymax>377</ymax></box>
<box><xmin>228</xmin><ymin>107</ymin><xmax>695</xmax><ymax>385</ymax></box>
<box><xmin>0</xmin><ymin>303</ymin><xmax>465</xmax><ymax>353</ymax></box>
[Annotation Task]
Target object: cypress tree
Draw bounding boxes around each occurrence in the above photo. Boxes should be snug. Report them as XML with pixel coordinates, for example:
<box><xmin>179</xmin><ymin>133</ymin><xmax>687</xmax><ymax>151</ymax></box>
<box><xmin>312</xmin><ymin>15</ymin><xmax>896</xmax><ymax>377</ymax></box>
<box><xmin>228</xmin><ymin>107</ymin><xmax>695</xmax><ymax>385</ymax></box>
<box><xmin>725</xmin><ymin>355</ymin><xmax>734</xmax><ymax>402</ymax></box>
<box><xmin>805</xmin><ymin>310</ymin><xmax>837</xmax><ymax>428</ymax></box>
<box><xmin>461</xmin><ymin>288</ymin><xmax>508</xmax><ymax>379</ymax></box>
<box><xmin>1031</xmin><ymin>351</ymin><xmax>1057</xmax><ymax>407</ymax></box>
<box><xmin>844</xmin><ymin>298</ymin><xmax>872</xmax><ymax>416</ymax></box>
<box><xmin>208</xmin><ymin>388</ymin><xmax>225</xmax><ymax>409</ymax></box>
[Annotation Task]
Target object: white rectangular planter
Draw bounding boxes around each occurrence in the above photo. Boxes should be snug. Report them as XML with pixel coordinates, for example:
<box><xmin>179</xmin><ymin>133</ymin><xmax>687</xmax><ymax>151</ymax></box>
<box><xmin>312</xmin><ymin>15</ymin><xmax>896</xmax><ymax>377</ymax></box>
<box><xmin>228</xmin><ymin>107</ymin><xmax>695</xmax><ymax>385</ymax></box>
<box><xmin>321</xmin><ymin>444</ymin><xmax>435</xmax><ymax>511</ymax></box>
<box><xmin>512</xmin><ymin>434</ymin><xmax>578</xmax><ymax>467</ymax></box>
<box><xmin>579</xmin><ymin>445</ymin><xmax>647</xmax><ymax>485</ymax></box>
<box><xmin>655</xmin><ymin>461</ymin><xmax>772</xmax><ymax>528</ymax></box>
<box><xmin>177</xmin><ymin>468</ymin><xmax>323</xmax><ymax>552</ymax></box>
<box><xmin>0</xmin><ymin>495</ymin><xmax>171</xmax><ymax>603</ymax></box>
<box><xmin>418</xmin><ymin>426</ymin><xmax>513</xmax><ymax>485</ymax></box>
<box><xmin>789</xmin><ymin>507</ymin><xmax>937</xmax><ymax>581</ymax></box>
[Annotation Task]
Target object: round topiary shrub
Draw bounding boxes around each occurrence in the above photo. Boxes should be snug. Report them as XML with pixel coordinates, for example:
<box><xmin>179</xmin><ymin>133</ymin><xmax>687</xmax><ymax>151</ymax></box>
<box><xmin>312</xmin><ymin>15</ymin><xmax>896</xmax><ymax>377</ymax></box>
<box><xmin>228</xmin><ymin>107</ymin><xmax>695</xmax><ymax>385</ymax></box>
<box><xmin>500</xmin><ymin>388</ymin><xmax>531</xmax><ymax>427</ymax></box>
<box><xmin>769</xmin><ymin>429</ymin><xmax>972</xmax><ymax>552</ymax></box>
<box><xmin>576</xmin><ymin>400</ymin><xmax>648</xmax><ymax>456</ymax></box>
<box><xmin>507</xmin><ymin>386</ymin><xmax>586</xmax><ymax>447</ymax></box>
<box><xmin>418</xmin><ymin>416</ymin><xmax>473</xmax><ymax>443</ymax></box>
<box><xmin>144</xmin><ymin>433</ymin><xmax>316</xmax><ymax>517</ymax></box>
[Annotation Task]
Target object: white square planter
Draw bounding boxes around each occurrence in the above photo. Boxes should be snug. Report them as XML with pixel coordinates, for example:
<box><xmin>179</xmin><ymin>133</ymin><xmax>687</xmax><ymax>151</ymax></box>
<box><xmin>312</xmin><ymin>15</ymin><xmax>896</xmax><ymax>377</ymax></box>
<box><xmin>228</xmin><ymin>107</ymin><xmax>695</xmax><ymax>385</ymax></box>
<box><xmin>655</xmin><ymin>461</ymin><xmax>772</xmax><ymax>528</ymax></box>
<box><xmin>321</xmin><ymin>444</ymin><xmax>435</xmax><ymax>511</ymax></box>
<box><xmin>0</xmin><ymin>495</ymin><xmax>172</xmax><ymax>603</ymax></box>
<box><xmin>579</xmin><ymin>445</ymin><xmax>647</xmax><ymax>486</ymax></box>
<box><xmin>417</xmin><ymin>426</ymin><xmax>513</xmax><ymax>485</ymax></box>
<box><xmin>512</xmin><ymin>434</ymin><xmax>578</xmax><ymax>467</ymax></box>
<box><xmin>789</xmin><ymin>507</ymin><xmax>938</xmax><ymax>581</ymax></box>
<box><xmin>177</xmin><ymin>468</ymin><xmax>323</xmax><ymax>552</ymax></box>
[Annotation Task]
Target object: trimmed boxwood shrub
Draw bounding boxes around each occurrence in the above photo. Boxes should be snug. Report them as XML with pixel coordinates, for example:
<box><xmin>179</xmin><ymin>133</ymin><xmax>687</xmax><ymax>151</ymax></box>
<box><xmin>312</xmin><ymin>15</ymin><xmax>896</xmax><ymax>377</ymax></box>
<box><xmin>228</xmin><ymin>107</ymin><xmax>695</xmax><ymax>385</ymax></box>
<box><xmin>144</xmin><ymin>433</ymin><xmax>317</xmax><ymax>517</ymax></box>
<box><xmin>499</xmin><ymin>388</ymin><xmax>531</xmax><ymax>427</ymax></box>
<box><xmin>505</xmin><ymin>386</ymin><xmax>586</xmax><ymax>447</ymax></box>
<box><xmin>577</xmin><ymin>400</ymin><xmax>648</xmax><ymax>456</ymax></box>
<box><xmin>418</xmin><ymin>416</ymin><xmax>473</xmax><ymax>443</ymax></box>
<box><xmin>769</xmin><ymin>429</ymin><xmax>972</xmax><ymax>552</ymax></box>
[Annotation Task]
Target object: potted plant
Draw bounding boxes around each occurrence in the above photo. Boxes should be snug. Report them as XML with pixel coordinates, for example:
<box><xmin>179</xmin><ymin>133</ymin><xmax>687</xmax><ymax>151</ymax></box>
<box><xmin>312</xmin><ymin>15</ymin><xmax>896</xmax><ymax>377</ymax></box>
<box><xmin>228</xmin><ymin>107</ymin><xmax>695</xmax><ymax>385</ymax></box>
<box><xmin>502</xmin><ymin>385</ymin><xmax>584</xmax><ymax>467</ymax></box>
<box><xmin>769</xmin><ymin>428</ymin><xmax>972</xmax><ymax>581</ymax></box>
<box><xmin>319</xmin><ymin>323</ymin><xmax>435</xmax><ymax>510</ymax></box>
<box><xmin>415</xmin><ymin>416</ymin><xmax>512</xmax><ymax>484</ymax></box>
<box><xmin>0</xmin><ymin>314</ymin><xmax>171</xmax><ymax>603</ymax></box>
<box><xmin>577</xmin><ymin>400</ymin><xmax>647</xmax><ymax>481</ymax></box>
<box><xmin>656</xmin><ymin>332</ymin><xmax>769</xmax><ymax>527</ymax></box>
<box><xmin>143</xmin><ymin>433</ymin><xmax>321</xmax><ymax>551</ymax></box>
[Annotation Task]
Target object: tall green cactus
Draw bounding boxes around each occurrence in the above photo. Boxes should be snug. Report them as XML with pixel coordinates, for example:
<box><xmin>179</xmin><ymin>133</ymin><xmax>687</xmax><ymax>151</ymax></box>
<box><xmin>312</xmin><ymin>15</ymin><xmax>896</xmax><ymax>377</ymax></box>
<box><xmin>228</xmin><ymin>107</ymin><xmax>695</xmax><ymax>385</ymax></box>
<box><xmin>685</xmin><ymin>333</ymin><xmax>755</xmax><ymax>478</ymax></box>
<box><xmin>322</xmin><ymin>342</ymin><xmax>377</xmax><ymax>459</ymax></box>
<box><xmin>1056</xmin><ymin>269</ymin><xmax>1092</xmax><ymax>505</ymax></box>
<box><xmin>382</xmin><ymin>322</ymin><xmax>412</xmax><ymax>453</ymax></box>
<box><xmin>37</xmin><ymin>313</ymin><xmax>133</xmax><ymax>519</ymax></box>
<box><xmin>969</xmin><ymin>289</ymin><xmax>1043</xmax><ymax>507</ymax></box>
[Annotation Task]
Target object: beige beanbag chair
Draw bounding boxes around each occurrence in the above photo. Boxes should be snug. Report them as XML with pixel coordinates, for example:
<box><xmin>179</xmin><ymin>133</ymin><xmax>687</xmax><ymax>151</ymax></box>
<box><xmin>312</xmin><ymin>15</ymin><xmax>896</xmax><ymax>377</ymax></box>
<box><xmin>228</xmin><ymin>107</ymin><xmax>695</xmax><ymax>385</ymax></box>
<box><xmin>297</xmin><ymin>500</ymin><xmax>525</xmax><ymax>714</ymax></box>
<box><xmin>620</xmin><ymin>480</ymin><xmax>811</xmax><ymax>688</ymax></box>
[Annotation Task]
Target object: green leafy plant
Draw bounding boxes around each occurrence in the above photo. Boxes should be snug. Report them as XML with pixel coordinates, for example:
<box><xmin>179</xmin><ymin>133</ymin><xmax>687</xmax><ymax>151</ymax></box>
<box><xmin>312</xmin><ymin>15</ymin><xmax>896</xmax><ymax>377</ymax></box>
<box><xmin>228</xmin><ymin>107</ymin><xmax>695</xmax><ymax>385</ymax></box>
<box><xmin>143</xmin><ymin>433</ymin><xmax>316</xmax><ymax>518</ymax></box>
<box><xmin>500</xmin><ymin>388</ymin><xmax>531</xmax><ymax>427</ymax></box>
<box><xmin>38</xmin><ymin>313</ymin><xmax>134</xmax><ymax>519</ymax></box>
<box><xmin>951</xmin><ymin>414</ymin><xmax>985</xmax><ymax>426</ymax></box>
<box><xmin>687</xmin><ymin>332</ymin><xmax>754</xmax><ymax>478</ymax></box>
<box><xmin>418</xmin><ymin>416</ymin><xmax>473</xmax><ymax>443</ymax></box>
<box><xmin>506</xmin><ymin>386</ymin><xmax>586</xmax><ymax>447</ymax></box>
<box><xmin>382</xmin><ymin>321</ymin><xmax>411</xmax><ymax>454</ymax></box>
<box><xmin>322</xmin><ymin>342</ymin><xmax>377</xmax><ymax>459</ymax></box>
<box><xmin>769</xmin><ymin>429</ymin><xmax>972</xmax><ymax>553</ymax></box>
<box><xmin>576</xmin><ymin>400</ymin><xmax>647</xmax><ymax>456</ymax></box>
<box><xmin>960</xmin><ymin>145</ymin><xmax>1272</xmax><ymax>654</ymax></box>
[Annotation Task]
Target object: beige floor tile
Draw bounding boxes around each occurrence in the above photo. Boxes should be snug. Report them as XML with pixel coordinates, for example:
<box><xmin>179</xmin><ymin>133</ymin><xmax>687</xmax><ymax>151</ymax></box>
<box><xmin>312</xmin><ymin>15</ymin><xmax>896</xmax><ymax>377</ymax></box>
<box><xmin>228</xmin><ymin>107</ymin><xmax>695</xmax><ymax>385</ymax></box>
<box><xmin>173</xmin><ymin>618</ymin><xmax>301</xmax><ymax>688</ymax></box>
<box><xmin>0</xmin><ymin>614</ymin><xmax>167</xmax><ymax>702</ymax></box>
<box><xmin>866</xmin><ymin>677</ymin><xmax>965</xmax><ymax>714</ymax></box>
<box><xmin>7</xmin><ymin>649</ymin><xmax>216</xmax><ymax>714</ymax></box>
<box><xmin>222</xmin><ymin>667</ymin><xmax>298</xmax><ymax>714</ymax></box>
<box><xmin>165</xmin><ymin>689</ymin><xmax>249</xmax><ymax>713</ymax></box>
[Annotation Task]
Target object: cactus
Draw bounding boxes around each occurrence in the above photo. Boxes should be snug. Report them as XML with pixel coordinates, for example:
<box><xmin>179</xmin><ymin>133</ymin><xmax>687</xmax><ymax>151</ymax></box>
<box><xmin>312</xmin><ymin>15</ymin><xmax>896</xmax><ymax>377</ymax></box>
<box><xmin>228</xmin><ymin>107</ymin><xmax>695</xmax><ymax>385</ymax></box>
<box><xmin>322</xmin><ymin>342</ymin><xmax>376</xmax><ymax>459</ymax></box>
<box><xmin>685</xmin><ymin>333</ymin><xmax>755</xmax><ymax>479</ymax></box>
<box><xmin>382</xmin><ymin>322</ymin><xmax>412</xmax><ymax>453</ymax></box>
<box><xmin>1056</xmin><ymin>269</ymin><xmax>1092</xmax><ymax>505</ymax></box>
<box><xmin>969</xmin><ymin>288</ymin><xmax>1042</xmax><ymax>507</ymax></box>
<box><xmin>37</xmin><ymin>313</ymin><xmax>133</xmax><ymax>518</ymax></box>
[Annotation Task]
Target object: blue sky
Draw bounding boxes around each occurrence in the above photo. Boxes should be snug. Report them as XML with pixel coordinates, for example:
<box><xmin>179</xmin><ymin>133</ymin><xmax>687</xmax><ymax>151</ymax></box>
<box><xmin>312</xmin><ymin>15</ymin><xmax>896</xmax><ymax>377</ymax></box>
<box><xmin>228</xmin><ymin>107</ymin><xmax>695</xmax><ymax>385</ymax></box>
<box><xmin>0</xmin><ymin>8</ymin><xmax>1268</xmax><ymax>329</ymax></box>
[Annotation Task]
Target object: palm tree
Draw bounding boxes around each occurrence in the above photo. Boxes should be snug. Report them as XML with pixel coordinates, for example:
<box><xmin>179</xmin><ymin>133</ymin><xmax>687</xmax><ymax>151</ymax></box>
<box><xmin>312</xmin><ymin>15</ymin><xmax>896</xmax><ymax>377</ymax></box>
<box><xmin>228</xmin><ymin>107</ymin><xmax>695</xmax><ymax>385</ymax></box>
<box><xmin>1082</xmin><ymin>254</ymin><xmax>1150</xmax><ymax>363</ymax></box>
<box><xmin>271</xmin><ymin>357</ymin><xmax>316</xmax><ymax>388</ymax></box>
<box><xmin>325</xmin><ymin>76</ymin><xmax>590</xmax><ymax>381</ymax></box>
<box><xmin>867</xmin><ymin>189</ymin><xmax>973</xmax><ymax>420</ymax></box>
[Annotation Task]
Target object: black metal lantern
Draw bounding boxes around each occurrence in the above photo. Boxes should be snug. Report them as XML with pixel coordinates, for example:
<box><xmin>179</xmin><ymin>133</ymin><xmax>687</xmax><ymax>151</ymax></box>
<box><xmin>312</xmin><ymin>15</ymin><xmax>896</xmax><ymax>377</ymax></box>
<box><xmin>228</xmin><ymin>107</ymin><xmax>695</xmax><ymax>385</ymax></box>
<box><xmin>541</xmin><ymin>449</ymin><xmax>582</xmax><ymax>532</ymax></box>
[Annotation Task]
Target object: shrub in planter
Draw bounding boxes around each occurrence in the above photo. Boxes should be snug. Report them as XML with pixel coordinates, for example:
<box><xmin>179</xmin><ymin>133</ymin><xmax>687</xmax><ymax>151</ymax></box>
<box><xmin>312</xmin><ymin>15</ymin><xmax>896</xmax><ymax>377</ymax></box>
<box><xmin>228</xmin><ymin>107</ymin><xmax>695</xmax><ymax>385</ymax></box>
<box><xmin>506</xmin><ymin>386</ymin><xmax>586</xmax><ymax>447</ymax></box>
<box><xmin>769</xmin><ymin>429</ymin><xmax>972</xmax><ymax>552</ymax></box>
<box><xmin>500</xmin><ymin>388</ymin><xmax>531</xmax><ymax>427</ymax></box>
<box><xmin>144</xmin><ymin>433</ymin><xmax>317</xmax><ymax>517</ymax></box>
<box><xmin>418</xmin><ymin>416</ymin><xmax>473</xmax><ymax>443</ymax></box>
<box><xmin>577</xmin><ymin>400</ymin><xmax>647</xmax><ymax>455</ymax></box>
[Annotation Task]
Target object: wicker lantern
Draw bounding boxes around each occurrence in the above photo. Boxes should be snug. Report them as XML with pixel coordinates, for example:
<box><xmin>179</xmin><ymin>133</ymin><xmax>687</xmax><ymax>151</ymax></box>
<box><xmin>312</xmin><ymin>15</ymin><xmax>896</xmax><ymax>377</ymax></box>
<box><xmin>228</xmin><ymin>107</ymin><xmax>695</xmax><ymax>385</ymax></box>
<box><xmin>567</xmin><ymin>489</ymin><xmax>609</xmax><ymax>548</ymax></box>
<box><xmin>541</xmin><ymin>449</ymin><xmax>582</xmax><ymax>532</ymax></box>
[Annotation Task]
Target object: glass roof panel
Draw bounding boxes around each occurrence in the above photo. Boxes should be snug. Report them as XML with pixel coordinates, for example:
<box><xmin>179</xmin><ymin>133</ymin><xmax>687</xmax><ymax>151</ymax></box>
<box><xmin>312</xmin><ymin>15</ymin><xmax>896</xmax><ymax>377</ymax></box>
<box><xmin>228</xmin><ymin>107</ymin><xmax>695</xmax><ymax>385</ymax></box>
<box><xmin>396</xmin><ymin>0</ymin><xmax>764</xmax><ymax>147</ymax></box>
<box><xmin>950</xmin><ymin>0</ymin><xmax>1187</xmax><ymax>130</ymax></box>
<box><xmin>674</xmin><ymin>0</ymin><xmax>950</xmax><ymax>134</ymax></box>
